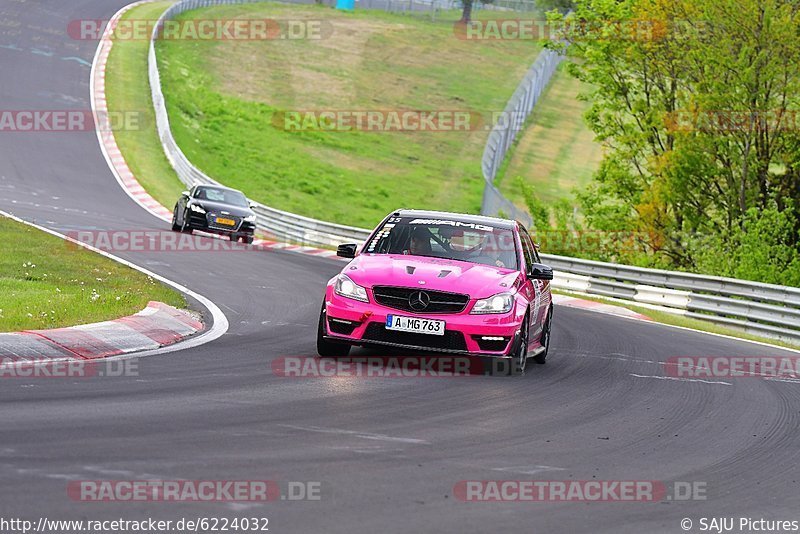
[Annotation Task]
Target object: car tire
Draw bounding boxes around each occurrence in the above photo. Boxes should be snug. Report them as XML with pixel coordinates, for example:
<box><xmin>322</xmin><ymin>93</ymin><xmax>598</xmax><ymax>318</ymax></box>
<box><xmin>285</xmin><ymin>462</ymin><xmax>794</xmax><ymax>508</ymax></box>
<box><xmin>532</xmin><ymin>305</ymin><xmax>553</xmax><ymax>365</ymax></box>
<box><xmin>317</xmin><ymin>305</ymin><xmax>351</xmax><ymax>358</ymax></box>
<box><xmin>180</xmin><ymin>210</ymin><xmax>192</xmax><ymax>234</ymax></box>
<box><xmin>229</xmin><ymin>233</ymin><xmax>237</xmax><ymax>242</ymax></box>
<box><xmin>510</xmin><ymin>316</ymin><xmax>529</xmax><ymax>376</ymax></box>
<box><xmin>171</xmin><ymin>206</ymin><xmax>181</xmax><ymax>232</ymax></box>
<box><xmin>243</xmin><ymin>236</ymin><xmax>254</xmax><ymax>245</ymax></box>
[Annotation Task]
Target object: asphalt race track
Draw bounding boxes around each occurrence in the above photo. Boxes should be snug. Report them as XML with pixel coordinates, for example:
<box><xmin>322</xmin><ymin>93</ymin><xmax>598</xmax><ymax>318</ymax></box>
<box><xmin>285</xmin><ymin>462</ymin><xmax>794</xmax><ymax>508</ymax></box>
<box><xmin>1</xmin><ymin>2</ymin><xmax>799</xmax><ymax>533</ymax></box>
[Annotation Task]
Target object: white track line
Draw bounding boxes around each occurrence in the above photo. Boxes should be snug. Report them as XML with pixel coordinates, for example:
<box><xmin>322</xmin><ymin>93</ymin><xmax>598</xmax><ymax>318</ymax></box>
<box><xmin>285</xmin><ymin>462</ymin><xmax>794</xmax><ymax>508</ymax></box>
<box><xmin>628</xmin><ymin>373</ymin><xmax>732</xmax><ymax>386</ymax></box>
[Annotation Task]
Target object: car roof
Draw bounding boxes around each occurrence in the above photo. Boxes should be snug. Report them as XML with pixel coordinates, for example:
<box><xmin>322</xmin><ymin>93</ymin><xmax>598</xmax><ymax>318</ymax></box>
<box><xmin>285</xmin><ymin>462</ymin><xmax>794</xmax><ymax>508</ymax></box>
<box><xmin>194</xmin><ymin>184</ymin><xmax>243</xmax><ymax>194</ymax></box>
<box><xmin>392</xmin><ymin>209</ymin><xmax>518</xmax><ymax>230</ymax></box>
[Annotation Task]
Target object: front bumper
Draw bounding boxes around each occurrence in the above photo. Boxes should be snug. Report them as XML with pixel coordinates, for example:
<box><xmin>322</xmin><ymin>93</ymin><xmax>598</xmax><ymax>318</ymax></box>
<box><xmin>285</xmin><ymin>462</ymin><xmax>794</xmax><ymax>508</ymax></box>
<box><xmin>323</xmin><ymin>288</ymin><xmax>523</xmax><ymax>358</ymax></box>
<box><xmin>186</xmin><ymin>211</ymin><xmax>256</xmax><ymax>236</ymax></box>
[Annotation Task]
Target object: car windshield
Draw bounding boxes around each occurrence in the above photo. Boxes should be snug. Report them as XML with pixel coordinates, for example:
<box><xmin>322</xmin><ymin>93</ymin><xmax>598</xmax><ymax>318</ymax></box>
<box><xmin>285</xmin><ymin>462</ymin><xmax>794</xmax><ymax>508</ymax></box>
<box><xmin>364</xmin><ymin>216</ymin><xmax>518</xmax><ymax>270</ymax></box>
<box><xmin>194</xmin><ymin>187</ymin><xmax>248</xmax><ymax>207</ymax></box>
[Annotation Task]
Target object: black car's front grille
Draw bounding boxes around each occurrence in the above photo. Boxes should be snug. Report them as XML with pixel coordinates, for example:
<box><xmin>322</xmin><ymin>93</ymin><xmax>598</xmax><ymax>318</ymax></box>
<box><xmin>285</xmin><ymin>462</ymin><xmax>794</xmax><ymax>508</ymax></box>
<box><xmin>472</xmin><ymin>336</ymin><xmax>512</xmax><ymax>352</ymax></box>
<box><xmin>363</xmin><ymin>323</ymin><xmax>468</xmax><ymax>352</ymax></box>
<box><xmin>372</xmin><ymin>286</ymin><xmax>469</xmax><ymax>314</ymax></box>
<box><xmin>206</xmin><ymin>213</ymin><xmax>242</xmax><ymax>231</ymax></box>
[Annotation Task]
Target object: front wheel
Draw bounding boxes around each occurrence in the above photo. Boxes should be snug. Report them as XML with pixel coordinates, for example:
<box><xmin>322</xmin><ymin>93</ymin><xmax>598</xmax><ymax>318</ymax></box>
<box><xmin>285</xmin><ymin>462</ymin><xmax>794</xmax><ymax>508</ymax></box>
<box><xmin>171</xmin><ymin>206</ymin><xmax>181</xmax><ymax>232</ymax></box>
<box><xmin>532</xmin><ymin>306</ymin><xmax>553</xmax><ymax>365</ymax></box>
<box><xmin>316</xmin><ymin>305</ymin><xmax>351</xmax><ymax>358</ymax></box>
<box><xmin>180</xmin><ymin>210</ymin><xmax>192</xmax><ymax>234</ymax></box>
<box><xmin>510</xmin><ymin>318</ymin><xmax>529</xmax><ymax>376</ymax></box>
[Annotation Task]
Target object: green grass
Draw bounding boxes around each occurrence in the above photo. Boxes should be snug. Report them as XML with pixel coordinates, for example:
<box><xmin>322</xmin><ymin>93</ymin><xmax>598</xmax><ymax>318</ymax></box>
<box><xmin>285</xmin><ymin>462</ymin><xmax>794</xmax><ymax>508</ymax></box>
<box><xmin>554</xmin><ymin>289</ymin><xmax>800</xmax><ymax>351</ymax></box>
<box><xmin>0</xmin><ymin>216</ymin><xmax>184</xmax><ymax>333</ymax></box>
<box><xmin>498</xmin><ymin>64</ymin><xmax>603</xmax><ymax>209</ymax></box>
<box><xmin>153</xmin><ymin>2</ymin><xmax>544</xmax><ymax>229</ymax></box>
<box><xmin>105</xmin><ymin>1</ymin><xmax>187</xmax><ymax>209</ymax></box>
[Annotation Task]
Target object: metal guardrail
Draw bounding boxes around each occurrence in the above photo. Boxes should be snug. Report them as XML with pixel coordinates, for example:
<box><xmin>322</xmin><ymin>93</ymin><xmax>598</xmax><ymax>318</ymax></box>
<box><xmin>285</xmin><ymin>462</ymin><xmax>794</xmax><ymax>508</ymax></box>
<box><xmin>146</xmin><ymin>1</ymin><xmax>800</xmax><ymax>344</ymax></box>
<box><xmin>544</xmin><ymin>253</ymin><xmax>800</xmax><ymax>344</ymax></box>
<box><xmin>480</xmin><ymin>48</ymin><xmax>564</xmax><ymax>228</ymax></box>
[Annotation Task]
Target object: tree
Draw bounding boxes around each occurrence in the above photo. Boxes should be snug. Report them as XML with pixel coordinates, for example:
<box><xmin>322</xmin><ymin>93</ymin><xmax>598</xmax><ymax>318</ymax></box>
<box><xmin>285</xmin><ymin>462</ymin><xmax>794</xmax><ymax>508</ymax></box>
<box><xmin>545</xmin><ymin>0</ymin><xmax>800</xmax><ymax>283</ymax></box>
<box><xmin>460</xmin><ymin>0</ymin><xmax>475</xmax><ymax>23</ymax></box>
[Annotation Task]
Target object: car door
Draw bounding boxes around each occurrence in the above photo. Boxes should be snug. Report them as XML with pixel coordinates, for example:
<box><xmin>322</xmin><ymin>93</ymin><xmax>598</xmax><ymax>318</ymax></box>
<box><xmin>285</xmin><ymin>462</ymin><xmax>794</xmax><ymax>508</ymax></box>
<box><xmin>518</xmin><ymin>225</ymin><xmax>545</xmax><ymax>342</ymax></box>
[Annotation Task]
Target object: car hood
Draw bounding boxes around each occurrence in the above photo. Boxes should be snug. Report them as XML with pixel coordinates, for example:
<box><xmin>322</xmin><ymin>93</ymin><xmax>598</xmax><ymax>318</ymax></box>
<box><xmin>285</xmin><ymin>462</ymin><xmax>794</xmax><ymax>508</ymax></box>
<box><xmin>190</xmin><ymin>199</ymin><xmax>253</xmax><ymax>218</ymax></box>
<box><xmin>345</xmin><ymin>254</ymin><xmax>521</xmax><ymax>299</ymax></box>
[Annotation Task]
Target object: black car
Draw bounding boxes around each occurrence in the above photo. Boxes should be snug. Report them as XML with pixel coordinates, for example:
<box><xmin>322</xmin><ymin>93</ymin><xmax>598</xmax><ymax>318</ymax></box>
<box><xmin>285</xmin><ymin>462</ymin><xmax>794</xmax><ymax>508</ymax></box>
<box><xmin>172</xmin><ymin>185</ymin><xmax>257</xmax><ymax>244</ymax></box>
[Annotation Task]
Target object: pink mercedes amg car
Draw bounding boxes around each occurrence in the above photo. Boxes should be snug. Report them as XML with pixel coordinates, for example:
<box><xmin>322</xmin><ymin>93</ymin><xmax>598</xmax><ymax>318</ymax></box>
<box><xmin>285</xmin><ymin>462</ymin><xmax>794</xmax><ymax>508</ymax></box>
<box><xmin>317</xmin><ymin>210</ymin><xmax>554</xmax><ymax>374</ymax></box>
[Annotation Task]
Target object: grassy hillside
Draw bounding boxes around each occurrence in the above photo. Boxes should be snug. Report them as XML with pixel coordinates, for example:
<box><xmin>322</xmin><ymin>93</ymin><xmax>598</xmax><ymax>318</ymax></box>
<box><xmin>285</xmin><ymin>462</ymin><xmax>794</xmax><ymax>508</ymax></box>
<box><xmin>0</xmin><ymin>216</ymin><xmax>184</xmax><ymax>332</ymax></box>
<box><xmin>498</xmin><ymin>64</ymin><xmax>603</xmax><ymax>210</ymax></box>
<box><xmin>156</xmin><ymin>3</ymin><xmax>543</xmax><ymax>228</ymax></box>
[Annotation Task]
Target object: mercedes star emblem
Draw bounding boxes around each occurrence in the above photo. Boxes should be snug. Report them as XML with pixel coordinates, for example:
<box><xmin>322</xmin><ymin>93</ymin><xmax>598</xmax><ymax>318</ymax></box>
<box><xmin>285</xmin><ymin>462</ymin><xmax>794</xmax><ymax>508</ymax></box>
<box><xmin>408</xmin><ymin>291</ymin><xmax>430</xmax><ymax>311</ymax></box>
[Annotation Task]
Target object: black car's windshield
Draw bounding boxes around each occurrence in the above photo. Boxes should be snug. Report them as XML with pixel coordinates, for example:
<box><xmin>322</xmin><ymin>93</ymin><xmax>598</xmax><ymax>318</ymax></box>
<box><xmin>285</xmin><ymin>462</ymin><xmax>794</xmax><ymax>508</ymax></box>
<box><xmin>194</xmin><ymin>187</ymin><xmax>249</xmax><ymax>208</ymax></box>
<box><xmin>365</xmin><ymin>216</ymin><xmax>519</xmax><ymax>270</ymax></box>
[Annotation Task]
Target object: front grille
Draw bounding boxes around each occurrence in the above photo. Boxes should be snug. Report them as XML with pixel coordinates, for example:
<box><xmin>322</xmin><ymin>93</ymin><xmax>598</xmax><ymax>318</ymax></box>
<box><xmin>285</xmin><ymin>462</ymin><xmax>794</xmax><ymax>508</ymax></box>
<box><xmin>207</xmin><ymin>213</ymin><xmax>242</xmax><ymax>231</ymax></box>
<box><xmin>327</xmin><ymin>318</ymin><xmax>359</xmax><ymax>336</ymax></box>
<box><xmin>372</xmin><ymin>286</ymin><xmax>469</xmax><ymax>314</ymax></box>
<box><xmin>473</xmin><ymin>336</ymin><xmax>511</xmax><ymax>352</ymax></box>
<box><xmin>363</xmin><ymin>323</ymin><xmax>468</xmax><ymax>352</ymax></box>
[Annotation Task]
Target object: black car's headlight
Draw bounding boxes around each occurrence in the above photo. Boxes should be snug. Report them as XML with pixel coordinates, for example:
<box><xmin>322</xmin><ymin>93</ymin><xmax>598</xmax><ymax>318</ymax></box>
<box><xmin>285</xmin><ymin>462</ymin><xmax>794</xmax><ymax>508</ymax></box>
<box><xmin>189</xmin><ymin>204</ymin><xmax>206</xmax><ymax>214</ymax></box>
<box><xmin>470</xmin><ymin>292</ymin><xmax>514</xmax><ymax>314</ymax></box>
<box><xmin>243</xmin><ymin>215</ymin><xmax>256</xmax><ymax>223</ymax></box>
<box><xmin>334</xmin><ymin>274</ymin><xmax>369</xmax><ymax>303</ymax></box>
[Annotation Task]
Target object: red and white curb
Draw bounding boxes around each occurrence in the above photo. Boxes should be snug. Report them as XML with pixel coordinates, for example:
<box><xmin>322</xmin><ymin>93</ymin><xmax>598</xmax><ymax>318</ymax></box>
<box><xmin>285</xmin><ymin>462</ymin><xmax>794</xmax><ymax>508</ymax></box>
<box><xmin>1</xmin><ymin>209</ymin><xmax>229</xmax><ymax>361</ymax></box>
<box><xmin>552</xmin><ymin>294</ymin><xmax>652</xmax><ymax>322</ymax></box>
<box><xmin>0</xmin><ymin>302</ymin><xmax>202</xmax><ymax>361</ymax></box>
<box><xmin>90</xmin><ymin>2</ymin><xmax>341</xmax><ymax>261</ymax></box>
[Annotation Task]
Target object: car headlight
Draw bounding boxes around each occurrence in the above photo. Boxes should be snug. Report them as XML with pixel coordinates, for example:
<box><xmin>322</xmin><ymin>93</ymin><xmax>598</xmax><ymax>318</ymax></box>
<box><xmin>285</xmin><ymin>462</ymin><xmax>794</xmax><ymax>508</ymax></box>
<box><xmin>243</xmin><ymin>215</ymin><xmax>256</xmax><ymax>223</ymax></box>
<box><xmin>471</xmin><ymin>292</ymin><xmax>514</xmax><ymax>314</ymax></box>
<box><xmin>189</xmin><ymin>204</ymin><xmax>206</xmax><ymax>214</ymax></box>
<box><xmin>334</xmin><ymin>274</ymin><xmax>369</xmax><ymax>303</ymax></box>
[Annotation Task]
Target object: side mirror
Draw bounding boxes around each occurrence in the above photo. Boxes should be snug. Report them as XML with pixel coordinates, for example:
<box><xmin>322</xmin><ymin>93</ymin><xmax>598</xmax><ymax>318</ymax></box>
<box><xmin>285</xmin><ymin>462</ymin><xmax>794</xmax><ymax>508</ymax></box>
<box><xmin>249</xmin><ymin>202</ymin><xmax>257</xmax><ymax>210</ymax></box>
<box><xmin>181</xmin><ymin>190</ymin><xmax>190</xmax><ymax>198</ymax></box>
<box><xmin>337</xmin><ymin>243</ymin><xmax>357</xmax><ymax>259</ymax></box>
<box><xmin>528</xmin><ymin>263</ymin><xmax>553</xmax><ymax>280</ymax></box>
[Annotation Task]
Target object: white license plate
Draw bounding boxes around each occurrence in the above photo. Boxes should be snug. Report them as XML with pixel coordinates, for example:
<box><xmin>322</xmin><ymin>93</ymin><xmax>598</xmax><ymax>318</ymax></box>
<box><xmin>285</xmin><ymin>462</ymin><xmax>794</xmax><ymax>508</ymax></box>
<box><xmin>386</xmin><ymin>315</ymin><xmax>445</xmax><ymax>336</ymax></box>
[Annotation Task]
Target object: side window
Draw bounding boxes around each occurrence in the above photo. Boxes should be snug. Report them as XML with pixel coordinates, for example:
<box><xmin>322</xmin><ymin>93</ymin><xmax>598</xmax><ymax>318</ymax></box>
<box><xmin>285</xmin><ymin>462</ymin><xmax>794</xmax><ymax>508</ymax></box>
<box><xmin>520</xmin><ymin>225</ymin><xmax>541</xmax><ymax>263</ymax></box>
<box><xmin>518</xmin><ymin>226</ymin><xmax>535</xmax><ymax>272</ymax></box>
